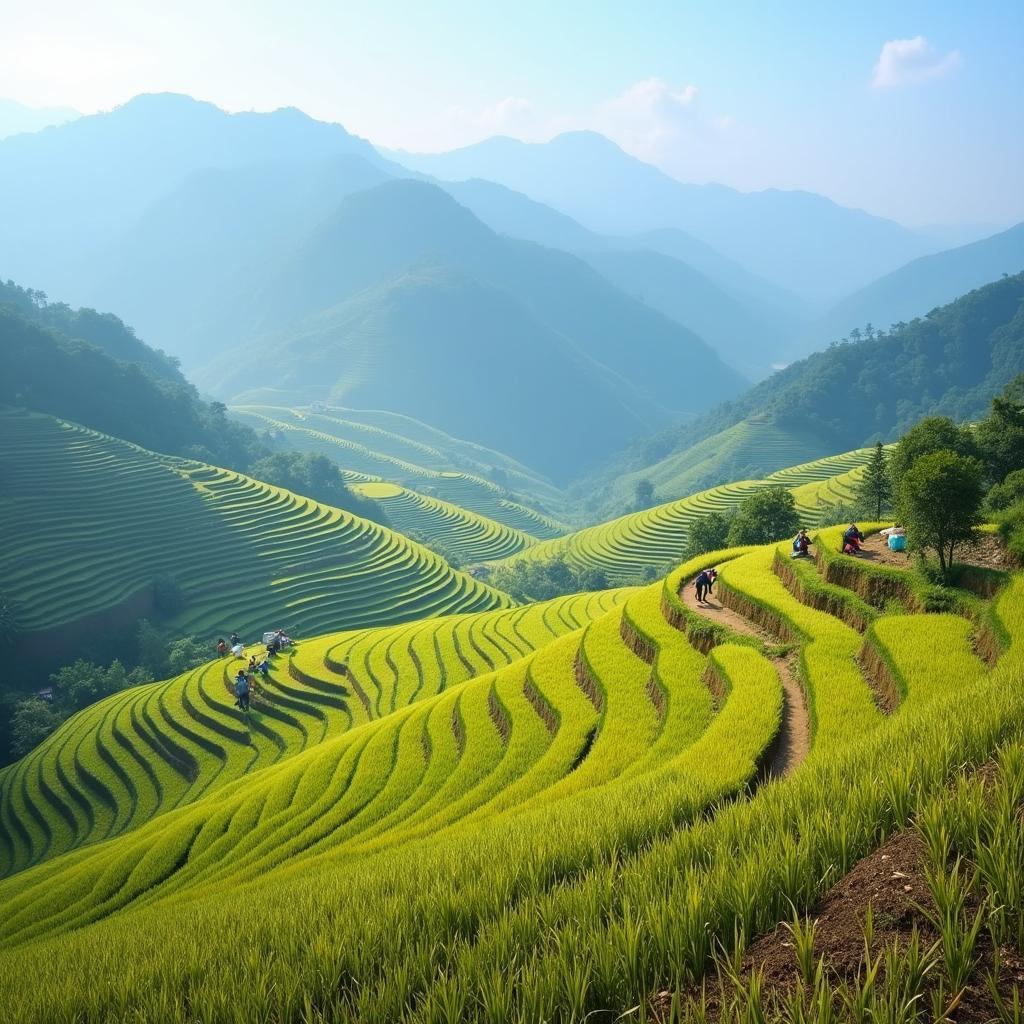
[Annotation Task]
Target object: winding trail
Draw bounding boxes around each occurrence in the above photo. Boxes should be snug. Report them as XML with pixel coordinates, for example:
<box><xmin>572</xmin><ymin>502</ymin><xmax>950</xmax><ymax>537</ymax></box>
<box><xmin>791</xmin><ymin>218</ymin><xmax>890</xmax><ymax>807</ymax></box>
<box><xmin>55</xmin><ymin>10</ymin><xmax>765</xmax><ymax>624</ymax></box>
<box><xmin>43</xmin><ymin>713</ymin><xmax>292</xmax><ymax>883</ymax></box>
<box><xmin>681</xmin><ymin>582</ymin><xmax>810</xmax><ymax>778</ymax></box>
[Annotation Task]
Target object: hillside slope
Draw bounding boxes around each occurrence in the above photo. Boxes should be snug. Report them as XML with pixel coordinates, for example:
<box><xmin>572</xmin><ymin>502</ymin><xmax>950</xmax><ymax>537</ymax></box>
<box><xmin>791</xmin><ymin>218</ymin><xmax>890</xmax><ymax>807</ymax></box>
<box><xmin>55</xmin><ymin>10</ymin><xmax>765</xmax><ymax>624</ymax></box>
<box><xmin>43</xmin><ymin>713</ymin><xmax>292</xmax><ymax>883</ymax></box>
<box><xmin>201</xmin><ymin>182</ymin><xmax>745</xmax><ymax>480</ymax></box>
<box><xmin>0</xmin><ymin>409</ymin><xmax>508</xmax><ymax>677</ymax></box>
<box><xmin>604</xmin><ymin>272</ymin><xmax>1024</xmax><ymax>494</ymax></box>
<box><xmin>229</xmin><ymin>406</ymin><xmax>567</xmax><ymax>533</ymax></box>
<box><xmin>0</xmin><ymin>534</ymin><xmax>1019</xmax><ymax>1022</ymax></box>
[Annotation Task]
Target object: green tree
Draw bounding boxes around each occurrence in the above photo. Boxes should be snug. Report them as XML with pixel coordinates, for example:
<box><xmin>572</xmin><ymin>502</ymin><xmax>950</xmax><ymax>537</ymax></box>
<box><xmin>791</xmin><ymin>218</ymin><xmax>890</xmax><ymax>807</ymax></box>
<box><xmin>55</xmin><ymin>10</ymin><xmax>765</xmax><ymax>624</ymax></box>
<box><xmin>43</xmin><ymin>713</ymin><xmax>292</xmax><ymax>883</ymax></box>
<box><xmin>986</xmin><ymin>468</ymin><xmax>1024</xmax><ymax>513</ymax></box>
<box><xmin>889</xmin><ymin>417</ymin><xmax>979</xmax><ymax>488</ymax></box>
<box><xmin>10</xmin><ymin>698</ymin><xmax>63</xmax><ymax>757</ymax></box>
<box><xmin>166</xmin><ymin>636</ymin><xmax>211</xmax><ymax>675</ymax></box>
<box><xmin>896</xmin><ymin>450</ymin><xmax>984</xmax><ymax>573</ymax></box>
<box><xmin>634</xmin><ymin>478</ymin><xmax>655</xmax><ymax>511</ymax></box>
<box><xmin>856</xmin><ymin>441</ymin><xmax>891</xmax><ymax>519</ymax></box>
<box><xmin>684</xmin><ymin>511</ymin><xmax>732</xmax><ymax>559</ymax></box>
<box><xmin>975</xmin><ymin>374</ymin><xmax>1024</xmax><ymax>485</ymax></box>
<box><xmin>726</xmin><ymin>487</ymin><xmax>799</xmax><ymax>546</ymax></box>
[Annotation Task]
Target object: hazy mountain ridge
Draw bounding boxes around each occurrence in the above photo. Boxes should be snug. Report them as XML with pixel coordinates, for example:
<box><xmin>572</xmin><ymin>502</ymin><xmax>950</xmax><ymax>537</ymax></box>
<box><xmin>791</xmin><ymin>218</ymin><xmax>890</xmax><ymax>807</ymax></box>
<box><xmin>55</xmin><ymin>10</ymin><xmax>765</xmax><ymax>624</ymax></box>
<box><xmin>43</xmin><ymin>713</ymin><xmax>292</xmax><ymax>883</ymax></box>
<box><xmin>386</xmin><ymin>130</ymin><xmax>935</xmax><ymax>303</ymax></box>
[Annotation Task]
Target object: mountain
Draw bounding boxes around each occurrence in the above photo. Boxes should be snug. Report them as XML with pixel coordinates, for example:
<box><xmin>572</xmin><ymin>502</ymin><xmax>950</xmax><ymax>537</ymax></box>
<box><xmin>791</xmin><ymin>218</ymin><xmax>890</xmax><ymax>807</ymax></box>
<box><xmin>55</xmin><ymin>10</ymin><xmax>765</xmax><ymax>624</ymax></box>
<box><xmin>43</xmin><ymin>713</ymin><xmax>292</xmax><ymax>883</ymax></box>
<box><xmin>0</xmin><ymin>97</ymin><xmax>78</xmax><ymax>139</ymax></box>
<box><xmin>199</xmin><ymin>178</ymin><xmax>745</xmax><ymax>480</ymax></box>
<box><xmin>0</xmin><ymin>93</ymin><xmax>387</xmax><ymax>304</ymax></box>
<box><xmin>604</xmin><ymin>273</ymin><xmax>1024</xmax><ymax>493</ymax></box>
<box><xmin>803</xmin><ymin>222</ymin><xmax>1024</xmax><ymax>355</ymax></box>
<box><xmin>387</xmin><ymin>131</ymin><xmax>932</xmax><ymax>304</ymax></box>
<box><xmin>440</xmin><ymin>179</ymin><xmax>804</xmax><ymax>374</ymax></box>
<box><xmin>83</xmin><ymin>156</ymin><xmax>392</xmax><ymax>363</ymax></box>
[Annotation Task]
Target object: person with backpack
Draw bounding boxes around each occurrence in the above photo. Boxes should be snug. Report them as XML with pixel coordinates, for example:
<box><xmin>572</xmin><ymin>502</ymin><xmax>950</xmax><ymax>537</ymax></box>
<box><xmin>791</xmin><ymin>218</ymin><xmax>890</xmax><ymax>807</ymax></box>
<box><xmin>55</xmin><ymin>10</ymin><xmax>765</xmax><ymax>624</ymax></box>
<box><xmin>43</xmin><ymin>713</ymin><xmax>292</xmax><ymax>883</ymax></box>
<box><xmin>694</xmin><ymin>567</ymin><xmax>717</xmax><ymax>603</ymax></box>
<box><xmin>791</xmin><ymin>529</ymin><xmax>811</xmax><ymax>559</ymax></box>
<box><xmin>234</xmin><ymin>670</ymin><xmax>251</xmax><ymax>712</ymax></box>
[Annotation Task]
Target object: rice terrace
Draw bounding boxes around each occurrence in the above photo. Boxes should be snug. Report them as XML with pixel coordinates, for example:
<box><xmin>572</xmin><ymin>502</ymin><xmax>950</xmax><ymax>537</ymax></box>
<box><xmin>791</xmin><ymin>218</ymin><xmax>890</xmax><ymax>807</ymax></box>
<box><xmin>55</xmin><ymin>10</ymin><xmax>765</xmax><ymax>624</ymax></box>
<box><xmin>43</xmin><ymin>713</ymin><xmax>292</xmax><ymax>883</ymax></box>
<box><xmin>1</xmin><ymin>4</ymin><xmax>1024</xmax><ymax>1022</ymax></box>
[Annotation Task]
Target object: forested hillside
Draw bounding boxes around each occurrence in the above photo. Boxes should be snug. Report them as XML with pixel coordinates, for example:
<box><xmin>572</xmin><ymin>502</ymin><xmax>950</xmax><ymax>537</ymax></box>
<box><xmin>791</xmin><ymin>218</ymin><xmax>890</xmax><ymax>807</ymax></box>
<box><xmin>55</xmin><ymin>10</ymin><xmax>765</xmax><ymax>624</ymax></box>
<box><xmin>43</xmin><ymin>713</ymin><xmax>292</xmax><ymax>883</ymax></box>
<box><xmin>0</xmin><ymin>300</ymin><xmax>263</xmax><ymax>471</ymax></box>
<box><xmin>601</xmin><ymin>273</ymin><xmax>1024</xmax><ymax>498</ymax></box>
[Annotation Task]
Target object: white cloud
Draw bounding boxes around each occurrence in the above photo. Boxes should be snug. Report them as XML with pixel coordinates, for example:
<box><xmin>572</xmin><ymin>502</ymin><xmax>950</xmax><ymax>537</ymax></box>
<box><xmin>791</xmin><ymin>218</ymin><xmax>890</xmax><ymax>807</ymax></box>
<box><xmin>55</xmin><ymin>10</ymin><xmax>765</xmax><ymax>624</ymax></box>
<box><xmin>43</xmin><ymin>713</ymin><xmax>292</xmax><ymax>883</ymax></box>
<box><xmin>872</xmin><ymin>36</ymin><xmax>961</xmax><ymax>88</ymax></box>
<box><xmin>591</xmin><ymin>77</ymin><xmax>728</xmax><ymax>166</ymax></box>
<box><xmin>445</xmin><ymin>95</ymin><xmax>541</xmax><ymax>140</ymax></box>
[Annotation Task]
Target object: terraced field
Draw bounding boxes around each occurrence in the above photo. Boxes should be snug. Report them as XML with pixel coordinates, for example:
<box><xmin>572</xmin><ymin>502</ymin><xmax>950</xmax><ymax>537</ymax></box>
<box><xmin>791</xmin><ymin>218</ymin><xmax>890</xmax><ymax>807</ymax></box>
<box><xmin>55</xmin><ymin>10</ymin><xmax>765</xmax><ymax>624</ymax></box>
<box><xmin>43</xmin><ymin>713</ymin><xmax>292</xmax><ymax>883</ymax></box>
<box><xmin>2</xmin><ymin>528</ymin><xmax>1021</xmax><ymax>1023</ymax></box>
<box><xmin>231</xmin><ymin>405</ymin><xmax>568</xmax><ymax>534</ymax></box>
<box><xmin>594</xmin><ymin>416</ymin><xmax>829</xmax><ymax>514</ymax></box>
<box><xmin>0</xmin><ymin>408</ymin><xmax>508</xmax><ymax>643</ymax></box>
<box><xmin>351</xmin><ymin>482</ymin><xmax>538</xmax><ymax>562</ymax></box>
<box><xmin>502</xmin><ymin>449</ymin><xmax>881</xmax><ymax>581</ymax></box>
<box><xmin>0</xmin><ymin>591</ymin><xmax>625</xmax><ymax>876</ymax></box>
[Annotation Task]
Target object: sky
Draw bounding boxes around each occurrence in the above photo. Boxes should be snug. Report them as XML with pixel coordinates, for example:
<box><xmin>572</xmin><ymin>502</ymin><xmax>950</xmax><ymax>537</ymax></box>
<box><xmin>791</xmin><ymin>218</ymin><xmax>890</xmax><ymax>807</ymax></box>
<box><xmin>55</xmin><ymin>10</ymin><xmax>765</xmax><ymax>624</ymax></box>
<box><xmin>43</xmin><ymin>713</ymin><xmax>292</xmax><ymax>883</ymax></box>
<box><xmin>0</xmin><ymin>0</ymin><xmax>1021</xmax><ymax>227</ymax></box>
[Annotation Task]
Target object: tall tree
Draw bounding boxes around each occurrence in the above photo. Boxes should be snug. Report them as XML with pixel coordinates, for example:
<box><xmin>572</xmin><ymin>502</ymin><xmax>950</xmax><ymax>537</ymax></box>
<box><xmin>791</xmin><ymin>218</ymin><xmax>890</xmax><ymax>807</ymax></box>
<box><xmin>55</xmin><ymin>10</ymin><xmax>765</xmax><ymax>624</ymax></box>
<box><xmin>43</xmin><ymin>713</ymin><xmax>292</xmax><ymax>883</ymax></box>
<box><xmin>896</xmin><ymin>451</ymin><xmax>983</xmax><ymax>573</ymax></box>
<box><xmin>727</xmin><ymin>487</ymin><xmax>799</xmax><ymax>546</ymax></box>
<box><xmin>856</xmin><ymin>441</ymin><xmax>891</xmax><ymax>519</ymax></box>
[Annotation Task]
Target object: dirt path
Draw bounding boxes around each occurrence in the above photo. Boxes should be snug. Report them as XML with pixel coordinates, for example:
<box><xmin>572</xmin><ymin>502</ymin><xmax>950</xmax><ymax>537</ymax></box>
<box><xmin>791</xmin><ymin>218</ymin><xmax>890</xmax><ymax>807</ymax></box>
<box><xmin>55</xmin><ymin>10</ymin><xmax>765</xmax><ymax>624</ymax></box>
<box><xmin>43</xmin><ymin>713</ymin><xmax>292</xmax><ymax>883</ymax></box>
<box><xmin>680</xmin><ymin>582</ymin><xmax>810</xmax><ymax>777</ymax></box>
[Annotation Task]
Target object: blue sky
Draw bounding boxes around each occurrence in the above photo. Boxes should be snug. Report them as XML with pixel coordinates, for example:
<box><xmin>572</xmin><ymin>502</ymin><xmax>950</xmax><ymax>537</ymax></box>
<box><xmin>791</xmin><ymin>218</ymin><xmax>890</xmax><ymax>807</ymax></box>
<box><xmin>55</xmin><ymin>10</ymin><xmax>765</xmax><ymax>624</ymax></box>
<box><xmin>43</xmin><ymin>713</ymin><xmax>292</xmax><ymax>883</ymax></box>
<box><xmin>1</xmin><ymin>0</ymin><xmax>1021</xmax><ymax>225</ymax></box>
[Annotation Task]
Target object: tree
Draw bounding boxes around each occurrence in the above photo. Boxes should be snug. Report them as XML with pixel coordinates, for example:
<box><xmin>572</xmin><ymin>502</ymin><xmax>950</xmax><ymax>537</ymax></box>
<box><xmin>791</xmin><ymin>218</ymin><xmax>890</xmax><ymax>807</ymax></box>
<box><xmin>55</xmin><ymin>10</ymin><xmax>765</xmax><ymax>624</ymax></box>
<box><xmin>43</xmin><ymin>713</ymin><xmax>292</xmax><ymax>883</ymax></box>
<box><xmin>889</xmin><ymin>417</ymin><xmax>979</xmax><ymax>488</ymax></box>
<box><xmin>634</xmin><ymin>478</ymin><xmax>655</xmax><ymax>511</ymax></box>
<box><xmin>856</xmin><ymin>442</ymin><xmax>891</xmax><ymax>519</ymax></box>
<box><xmin>684</xmin><ymin>511</ymin><xmax>732</xmax><ymax>559</ymax></box>
<box><xmin>166</xmin><ymin>636</ymin><xmax>211</xmax><ymax>675</ymax></box>
<box><xmin>726</xmin><ymin>487</ymin><xmax>800</xmax><ymax>546</ymax></box>
<box><xmin>986</xmin><ymin>468</ymin><xmax>1024</xmax><ymax>513</ymax></box>
<box><xmin>10</xmin><ymin>698</ymin><xmax>63</xmax><ymax>758</ymax></box>
<box><xmin>975</xmin><ymin>374</ymin><xmax>1024</xmax><ymax>485</ymax></box>
<box><xmin>896</xmin><ymin>451</ymin><xmax>983</xmax><ymax>573</ymax></box>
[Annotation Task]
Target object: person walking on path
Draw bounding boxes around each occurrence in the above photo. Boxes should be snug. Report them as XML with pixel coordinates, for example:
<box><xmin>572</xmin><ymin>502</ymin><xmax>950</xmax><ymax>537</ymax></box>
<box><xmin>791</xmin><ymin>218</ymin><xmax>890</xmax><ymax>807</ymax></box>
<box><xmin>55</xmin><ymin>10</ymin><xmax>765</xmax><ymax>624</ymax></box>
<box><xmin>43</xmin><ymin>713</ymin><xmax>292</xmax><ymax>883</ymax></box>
<box><xmin>235</xmin><ymin>670</ymin><xmax>251</xmax><ymax>712</ymax></box>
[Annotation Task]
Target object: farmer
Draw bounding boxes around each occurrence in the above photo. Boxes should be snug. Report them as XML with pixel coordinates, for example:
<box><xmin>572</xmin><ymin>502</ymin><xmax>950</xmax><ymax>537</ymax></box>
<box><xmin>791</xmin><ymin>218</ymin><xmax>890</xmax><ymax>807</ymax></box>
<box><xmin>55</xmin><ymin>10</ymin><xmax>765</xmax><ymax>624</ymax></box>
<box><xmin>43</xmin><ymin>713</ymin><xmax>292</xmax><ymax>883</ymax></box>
<box><xmin>216</xmin><ymin>638</ymin><xmax>227</xmax><ymax>658</ymax></box>
<box><xmin>791</xmin><ymin>529</ymin><xmax>811</xmax><ymax>559</ymax></box>
<box><xmin>257</xmin><ymin>657</ymin><xmax>271</xmax><ymax>677</ymax></box>
<box><xmin>694</xmin><ymin>567</ymin><xmax>717</xmax><ymax>603</ymax></box>
<box><xmin>234</xmin><ymin>670</ymin><xmax>251</xmax><ymax>712</ymax></box>
<box><xmin>842</xmin><ymin>523</ymin><xmax>865</xmax><ymax>555</ymax></box>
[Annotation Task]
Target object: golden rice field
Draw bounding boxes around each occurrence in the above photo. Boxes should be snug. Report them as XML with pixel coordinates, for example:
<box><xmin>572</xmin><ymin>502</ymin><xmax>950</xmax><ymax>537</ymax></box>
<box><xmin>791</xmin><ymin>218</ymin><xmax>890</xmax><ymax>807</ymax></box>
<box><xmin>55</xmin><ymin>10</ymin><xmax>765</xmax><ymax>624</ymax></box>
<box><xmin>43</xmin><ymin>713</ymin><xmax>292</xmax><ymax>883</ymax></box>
<box><xmin>1</xmin><ymin>526</ymin><xmax>1021</xmax><ymax>1022</ymax></box>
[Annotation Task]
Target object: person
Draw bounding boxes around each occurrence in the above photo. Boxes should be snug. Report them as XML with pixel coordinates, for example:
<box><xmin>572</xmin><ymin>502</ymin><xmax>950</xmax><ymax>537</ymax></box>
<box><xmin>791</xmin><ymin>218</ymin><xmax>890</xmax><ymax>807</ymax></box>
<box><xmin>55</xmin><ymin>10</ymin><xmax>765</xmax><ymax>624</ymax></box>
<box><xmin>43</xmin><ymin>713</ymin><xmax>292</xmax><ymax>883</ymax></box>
<box><xmin>694</xmin><ymin>567</ymin><xmax>717</xmax><ymax>603</ymax></box>
<box><xmin>257</xmin><ymin>657</ymin><xmax>271</xmax><ymax>677</ymax></box>
<box><xmin>248</xmin><ymin>655</ymin><xmax>258</xmax><ymax>672</ymax></box>
<box><xmin>229</xmin><ymin>633</ymin><xmax>240</xmax><ymax>647</ymax></box>
<box><xmin>791</xmin><ymin>529</ymin><xmax>811</xmax><ymax>559</ymax></box>
<box><xmin>234</xmin><ymin>670</ymin><xmax>250</xmax><ymax>712</ymax></box>
<box><xmin>842</xmin><ymin>523</ymin><xmax>865</xmax><ymax>555</ymax></box>
<box><xmin>216</xmin><ymin>638</ymin><xmax>227</xmax><ymax>658</ymax></box>
<box><xmin>231</xmin><ymin>641</ymin><xmax>245</xmax><ymax>659</ymax></box>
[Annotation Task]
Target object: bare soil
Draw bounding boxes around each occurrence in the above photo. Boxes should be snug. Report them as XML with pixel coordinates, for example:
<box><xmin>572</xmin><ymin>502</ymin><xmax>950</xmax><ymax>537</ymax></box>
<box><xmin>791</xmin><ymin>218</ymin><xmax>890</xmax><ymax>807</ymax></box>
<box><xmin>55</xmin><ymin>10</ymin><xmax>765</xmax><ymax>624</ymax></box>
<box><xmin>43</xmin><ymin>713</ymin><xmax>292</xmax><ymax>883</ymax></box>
<box><xmin>859</xmin><ymin>531</ymin><xmax>1012</xmax><ymax>571</ymax></box>
<box><xmin>661</xmin><ymin>828</ymin><xmax>1024</xmax><ymax>1021</ymax></box>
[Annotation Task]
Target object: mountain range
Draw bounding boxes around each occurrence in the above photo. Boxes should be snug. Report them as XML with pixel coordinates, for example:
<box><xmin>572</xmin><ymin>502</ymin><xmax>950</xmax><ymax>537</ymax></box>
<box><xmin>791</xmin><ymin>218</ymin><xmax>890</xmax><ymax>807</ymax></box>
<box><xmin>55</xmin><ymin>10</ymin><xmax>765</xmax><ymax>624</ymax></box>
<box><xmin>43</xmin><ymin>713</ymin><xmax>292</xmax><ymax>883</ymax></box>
<box><xmin>387</xmin><ymin>131</ymin><xmax>939</xmax><ymax>304</ymax></box>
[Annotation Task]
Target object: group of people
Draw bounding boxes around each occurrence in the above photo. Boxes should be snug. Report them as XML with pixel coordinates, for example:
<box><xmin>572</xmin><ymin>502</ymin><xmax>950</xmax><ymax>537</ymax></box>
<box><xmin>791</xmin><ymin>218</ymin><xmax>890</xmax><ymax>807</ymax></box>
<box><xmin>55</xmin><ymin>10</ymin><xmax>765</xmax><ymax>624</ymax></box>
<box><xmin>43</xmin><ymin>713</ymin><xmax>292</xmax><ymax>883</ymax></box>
<box><xmin>214</xmin><ymin>629</ymin><xmax>292</xmax><ymax>713</ymax></box>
